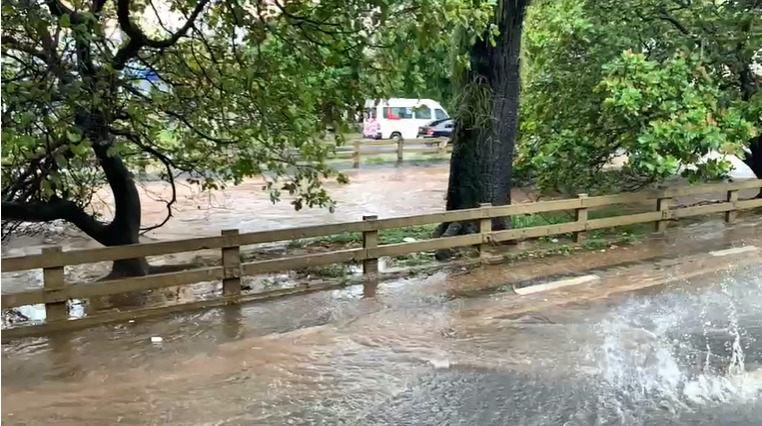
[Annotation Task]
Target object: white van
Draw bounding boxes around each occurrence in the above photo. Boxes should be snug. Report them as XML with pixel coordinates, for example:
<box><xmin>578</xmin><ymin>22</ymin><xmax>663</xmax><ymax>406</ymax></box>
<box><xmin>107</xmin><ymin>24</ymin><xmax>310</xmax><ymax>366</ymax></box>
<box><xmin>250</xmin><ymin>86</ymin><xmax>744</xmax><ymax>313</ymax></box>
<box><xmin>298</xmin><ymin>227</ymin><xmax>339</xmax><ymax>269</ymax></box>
<box><xmin>362</xmin><ymin>98</ymin><xmax>449</xmax><ymax>141</ymax></box>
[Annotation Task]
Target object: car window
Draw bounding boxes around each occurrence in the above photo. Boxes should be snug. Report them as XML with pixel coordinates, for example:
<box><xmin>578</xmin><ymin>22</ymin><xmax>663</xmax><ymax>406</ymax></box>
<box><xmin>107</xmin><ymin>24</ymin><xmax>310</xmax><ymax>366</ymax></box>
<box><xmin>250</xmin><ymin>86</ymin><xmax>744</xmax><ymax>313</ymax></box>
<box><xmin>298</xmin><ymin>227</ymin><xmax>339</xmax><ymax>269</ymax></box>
<box><xmin>415</xmin><ymin>106</ymin><xmax>432</xmax><ymax>120</ymax></box>
<box><xmin>434</xmin><ymin>109</ymin><xmax>448</xmax><ymax>120</ymax></box>
<box><xmin>383</xmin><ymin>107</ymin><xmax>414</xmax><ymax>119</ymax></box>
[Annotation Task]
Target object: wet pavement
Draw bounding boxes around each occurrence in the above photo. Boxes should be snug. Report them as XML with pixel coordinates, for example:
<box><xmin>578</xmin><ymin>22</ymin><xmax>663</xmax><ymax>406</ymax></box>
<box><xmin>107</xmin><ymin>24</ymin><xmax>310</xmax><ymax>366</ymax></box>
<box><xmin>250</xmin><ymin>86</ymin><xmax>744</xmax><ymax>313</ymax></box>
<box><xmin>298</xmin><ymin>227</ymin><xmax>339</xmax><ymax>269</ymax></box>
<box><xmin>3</xmin><ymin>165</ymin><xmax>762</xmax><ymax>424</ymax></box>
<box><xmin>2</xmin><ymin>223</ymin><xmax>762</xmax><ymax>425</ymax></box>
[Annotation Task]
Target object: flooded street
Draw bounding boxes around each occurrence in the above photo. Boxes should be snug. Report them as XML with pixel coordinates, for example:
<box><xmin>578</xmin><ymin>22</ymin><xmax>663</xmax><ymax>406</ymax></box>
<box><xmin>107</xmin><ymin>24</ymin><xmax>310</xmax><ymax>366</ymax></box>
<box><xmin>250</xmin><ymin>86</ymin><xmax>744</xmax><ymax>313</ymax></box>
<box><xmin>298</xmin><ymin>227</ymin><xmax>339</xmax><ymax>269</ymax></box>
<box><xmin>1</xmin><ymin>165</ymin><xmax>461</xmax><ymax>258</ymax></box>
<box><xmin>3</xmin><ymin>165</ymin><xmax>762</xmax><ymax>425</ymax></box>
<box><xmin>3</xmin><ymin>225</ymin><xmax>762</xmax><ymax>425</ymax></box>
<box><xmin>2</xmin><ymin>162</ymin><xmax>755</xmax><ymax>296</ymax></box>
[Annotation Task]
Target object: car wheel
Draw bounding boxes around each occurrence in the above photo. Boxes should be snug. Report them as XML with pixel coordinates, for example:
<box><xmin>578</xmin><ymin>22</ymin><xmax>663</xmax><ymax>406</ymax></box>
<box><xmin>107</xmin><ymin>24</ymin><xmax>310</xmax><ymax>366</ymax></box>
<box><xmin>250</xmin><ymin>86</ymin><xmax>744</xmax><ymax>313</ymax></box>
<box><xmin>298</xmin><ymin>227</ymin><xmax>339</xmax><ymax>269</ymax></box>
<box><xmin>391</xmin><ymin>132</ymin><xmax>403</xmax><ymax>142</ymax></box>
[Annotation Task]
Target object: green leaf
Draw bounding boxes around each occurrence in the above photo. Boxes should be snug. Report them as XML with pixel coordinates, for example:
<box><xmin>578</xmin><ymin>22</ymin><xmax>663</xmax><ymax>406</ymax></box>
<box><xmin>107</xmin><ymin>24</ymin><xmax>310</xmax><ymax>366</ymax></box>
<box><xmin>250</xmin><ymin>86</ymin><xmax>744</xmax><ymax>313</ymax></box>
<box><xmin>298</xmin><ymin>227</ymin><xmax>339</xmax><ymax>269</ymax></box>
<box><xmin>59</xmin><ymin>14</ymin><xmax>71</xmax><ymax>28</ymax></box>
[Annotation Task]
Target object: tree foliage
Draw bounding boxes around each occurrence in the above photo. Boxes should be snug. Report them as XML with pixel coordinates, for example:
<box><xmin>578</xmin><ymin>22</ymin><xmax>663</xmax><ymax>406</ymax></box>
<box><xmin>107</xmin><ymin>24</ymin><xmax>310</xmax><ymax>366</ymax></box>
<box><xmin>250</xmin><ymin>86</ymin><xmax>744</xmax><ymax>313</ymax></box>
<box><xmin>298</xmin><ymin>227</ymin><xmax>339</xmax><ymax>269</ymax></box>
<box><xmin>1</xmin><ymin>0</ymin><xmax>492</xmax><ymax>245</ymax></box>
<box><xmin>520</xmin><ymin>0</ymin><xmax>761</xmax><ymax>194</ymax></box>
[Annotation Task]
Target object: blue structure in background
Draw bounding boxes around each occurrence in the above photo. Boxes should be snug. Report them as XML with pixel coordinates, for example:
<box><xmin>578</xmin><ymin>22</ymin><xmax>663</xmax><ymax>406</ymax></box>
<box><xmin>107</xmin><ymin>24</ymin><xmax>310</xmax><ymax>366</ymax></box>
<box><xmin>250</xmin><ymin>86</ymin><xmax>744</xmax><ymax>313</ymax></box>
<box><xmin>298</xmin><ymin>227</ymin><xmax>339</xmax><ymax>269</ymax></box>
<box><xmin>124</xmin><ymin>66</ymin><xmax>160</xmax><ymax>82</ymax></box>
<box><xmin>124</xmin><ymin>66</ymin><xmax>168</xmax><ymax>93</ymax></box>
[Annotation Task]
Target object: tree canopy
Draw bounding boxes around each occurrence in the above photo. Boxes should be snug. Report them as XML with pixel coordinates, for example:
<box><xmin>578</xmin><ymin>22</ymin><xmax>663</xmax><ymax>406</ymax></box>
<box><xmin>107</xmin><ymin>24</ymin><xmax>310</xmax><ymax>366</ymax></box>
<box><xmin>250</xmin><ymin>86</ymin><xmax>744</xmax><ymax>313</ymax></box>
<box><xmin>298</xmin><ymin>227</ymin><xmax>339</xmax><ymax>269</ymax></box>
<box><xmin>519</xmin><ymin>0</ymin><xmax>761</xmax><ymax>194</ymax></box>
<box><xmin>0</xmin><ymin>0</ymin><xmax>491</xmax><ymax>240</ymax></box>
<box><xmin>3</xmin><ymin>0</ymin><xmax>761</xmax><ymax>270</ymax></box>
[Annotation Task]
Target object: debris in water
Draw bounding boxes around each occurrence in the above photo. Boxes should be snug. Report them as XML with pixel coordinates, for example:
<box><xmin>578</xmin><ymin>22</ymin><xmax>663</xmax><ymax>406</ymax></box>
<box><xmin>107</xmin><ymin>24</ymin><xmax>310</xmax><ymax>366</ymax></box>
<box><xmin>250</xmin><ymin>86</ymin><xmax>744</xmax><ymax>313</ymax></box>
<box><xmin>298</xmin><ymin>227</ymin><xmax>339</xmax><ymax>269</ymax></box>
<box><xmin>150</xmin><ymin>336</ymin><xmax>163</xmax><ymax>344</ymax></box>
<box><xmin>402</xmin><ymin>237</ymin><xmax>417</xmax><ymax>243</ymax></box>
<box><xmin>550</xmin><ymin>238</ymin><xmax>559</xmax><ymax>243</ymax></box>
<box><xmin>428</xmin><ymin>359</ymin><xmax>451</xmax><ymax>369</ymax></box>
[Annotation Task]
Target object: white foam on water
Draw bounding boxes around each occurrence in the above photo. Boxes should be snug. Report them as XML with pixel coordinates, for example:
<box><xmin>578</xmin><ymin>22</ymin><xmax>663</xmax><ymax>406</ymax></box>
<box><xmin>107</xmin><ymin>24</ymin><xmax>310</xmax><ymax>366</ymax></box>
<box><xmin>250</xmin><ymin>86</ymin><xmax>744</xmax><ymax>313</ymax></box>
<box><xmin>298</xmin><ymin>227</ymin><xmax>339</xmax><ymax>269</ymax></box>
<box><xmin>514</xmin><ymin>274</ymin><xmax>600</xmax><ymax>295</ymax></box>
<box><xmin>427</xmin><ymin>358</ymin><xmax>451</xmax><ymax>370</ymax></box>
<box><xmin>709</xmin><ymin>246</ymin><xmax>758</xmax><ymax>257</ymax></box>
<box><xmin>9</xmin><ymin>299</ymin><xmax>88</xmax><ymax>325</ymax></box>
<box><xmin>590</xmin><ymin>269</ymin><xmax>762</xmax><ymax>407</ymax></box>
<box><xmin>682</xmin><ymin>369</ymin><xmax>762</xmax><ymax>405</ymax></box>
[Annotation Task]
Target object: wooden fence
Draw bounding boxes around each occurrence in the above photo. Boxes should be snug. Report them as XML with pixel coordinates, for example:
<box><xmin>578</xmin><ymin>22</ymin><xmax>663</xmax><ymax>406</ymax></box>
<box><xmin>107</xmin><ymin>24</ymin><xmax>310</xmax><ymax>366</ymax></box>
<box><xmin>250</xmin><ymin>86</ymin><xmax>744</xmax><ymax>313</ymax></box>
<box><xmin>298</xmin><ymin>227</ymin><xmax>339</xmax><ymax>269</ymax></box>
<box><xmin>326</xmin><ymin>138</ymin><xmax>452</xmax><ymax>167</ymax></box>
<box><xmin>1</xmin><ymin>179</ymin><xmax>761</xmax><ymax>338</ymax></box>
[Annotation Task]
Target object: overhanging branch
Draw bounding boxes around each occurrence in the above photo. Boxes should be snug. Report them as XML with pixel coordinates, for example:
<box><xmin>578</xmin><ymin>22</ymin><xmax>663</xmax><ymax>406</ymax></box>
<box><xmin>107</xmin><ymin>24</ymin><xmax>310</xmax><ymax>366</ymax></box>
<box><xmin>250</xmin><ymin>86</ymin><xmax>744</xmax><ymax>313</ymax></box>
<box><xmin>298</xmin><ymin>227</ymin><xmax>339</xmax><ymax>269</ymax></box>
<box><xmin>112</xmin><ymin>0</ymin><xmax>212</xmax><ymax>69</ymax></box>
<box><xmin>1</xmin><ymin>197</ymin><xmax>112</xmax><ymax>245</ymax></box>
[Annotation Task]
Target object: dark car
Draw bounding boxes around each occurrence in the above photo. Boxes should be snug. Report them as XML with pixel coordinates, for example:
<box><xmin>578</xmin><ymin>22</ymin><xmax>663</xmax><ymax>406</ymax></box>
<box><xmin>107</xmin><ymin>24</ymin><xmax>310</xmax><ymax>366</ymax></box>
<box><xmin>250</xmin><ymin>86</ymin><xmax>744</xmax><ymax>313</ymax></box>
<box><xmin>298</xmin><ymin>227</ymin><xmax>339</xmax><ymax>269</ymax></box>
<box><xmin>417</xmin><ymin>118</ymin><xmax>454</xmax><ymax>139</ymax></box>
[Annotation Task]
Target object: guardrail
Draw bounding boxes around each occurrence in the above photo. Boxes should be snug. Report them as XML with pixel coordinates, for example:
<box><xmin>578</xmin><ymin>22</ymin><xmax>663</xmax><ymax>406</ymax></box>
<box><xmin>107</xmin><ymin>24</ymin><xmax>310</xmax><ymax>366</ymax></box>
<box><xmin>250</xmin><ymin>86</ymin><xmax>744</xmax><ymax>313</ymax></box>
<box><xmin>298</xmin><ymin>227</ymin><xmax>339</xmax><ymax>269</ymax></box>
<box><xmin>2</xmin><ymin>179</ymin><xmax>761</xmax><ymax>338</ymax></box>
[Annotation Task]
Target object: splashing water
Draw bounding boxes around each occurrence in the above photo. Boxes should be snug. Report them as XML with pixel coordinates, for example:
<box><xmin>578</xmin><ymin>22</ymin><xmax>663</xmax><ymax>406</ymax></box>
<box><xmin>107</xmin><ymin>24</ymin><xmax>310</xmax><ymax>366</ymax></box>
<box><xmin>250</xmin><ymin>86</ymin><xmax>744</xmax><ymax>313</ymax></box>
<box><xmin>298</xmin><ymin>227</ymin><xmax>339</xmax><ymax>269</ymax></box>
<box><xmin>590</xmin><ymin>266</ymin><xmax>762</xmax><ymax>410</ymax></box>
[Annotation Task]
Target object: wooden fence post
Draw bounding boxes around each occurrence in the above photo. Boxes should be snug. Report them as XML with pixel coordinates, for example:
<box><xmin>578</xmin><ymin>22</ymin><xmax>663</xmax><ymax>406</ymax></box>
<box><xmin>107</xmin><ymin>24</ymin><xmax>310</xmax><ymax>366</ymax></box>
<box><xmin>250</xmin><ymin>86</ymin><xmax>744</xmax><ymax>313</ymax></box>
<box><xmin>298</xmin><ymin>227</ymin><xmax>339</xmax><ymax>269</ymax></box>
<box><xmin>362</xmin><ymin>215</ymin><xmax>379</xmax><ymax>276</ymax></box>
<box><xmin>438</xmin><ymin>139</ymin><xmax>447</xmax><ymax>156</ymax></box>
<box><xmin>396</xmin><ymin>138</ymin><xmax>404</xmax><ymax>163</ymax></box>
<box><xmin>655</xmin><ymin>196</ymin><xmax>672</xmax><ymax>232</ymax></box>
<box><xmin>574</xmin><ymin>194</ymin><xmax>588</xmax><ymax>243</ymax></box>
<box><xmin>42</xmin><ymin>246</ymin><xmax>67</xmax><ymax>322</ymax></box>
<box><xmin>352</xmin><ymin>140</ymin><xmax>361</xmax><ymax>168</ymax></box>
<box><xmin>479</xmin><ymin>203</ymin><xmax>492</xmax><ymax>259</ymax></box>
<box><xmin>725</xmin><ymin>189</ymin><xmax>739</xmax><ymax>223</ymax></box>
<box><xmin>221</xmin><ymin>229</ymin><xmax>241</xmax><ymax>296</ymax></box>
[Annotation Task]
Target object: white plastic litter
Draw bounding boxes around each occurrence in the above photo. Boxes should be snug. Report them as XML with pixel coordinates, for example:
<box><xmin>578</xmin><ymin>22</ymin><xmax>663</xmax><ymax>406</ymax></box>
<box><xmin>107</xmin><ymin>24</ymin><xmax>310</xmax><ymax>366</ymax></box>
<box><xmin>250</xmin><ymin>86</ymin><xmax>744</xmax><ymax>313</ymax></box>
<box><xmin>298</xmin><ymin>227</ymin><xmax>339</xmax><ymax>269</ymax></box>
<box><xmin>428</xmin><ymin>359</ymin><xmax>451</xmax><ymax>370</ymax></box>
<box><xmin>151</xmin><ymin>336</ymin><xmax>163</xmax><ymax>343</ymax></box>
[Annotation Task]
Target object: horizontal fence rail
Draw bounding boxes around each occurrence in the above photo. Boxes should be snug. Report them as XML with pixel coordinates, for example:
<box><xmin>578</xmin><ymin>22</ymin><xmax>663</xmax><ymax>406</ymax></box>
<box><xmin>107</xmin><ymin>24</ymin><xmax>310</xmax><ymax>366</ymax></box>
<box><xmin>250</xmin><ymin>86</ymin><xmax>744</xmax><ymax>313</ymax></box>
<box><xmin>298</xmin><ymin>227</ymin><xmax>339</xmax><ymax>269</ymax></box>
<box><xmin>1</xmin><ymin>179</ymin><xmax>761</xmax><ymax>336</ymax></box>
<box><xmin>295</xmin><ymin>138</ymin><xmax>453</xmax><ymax>167</ymax></box>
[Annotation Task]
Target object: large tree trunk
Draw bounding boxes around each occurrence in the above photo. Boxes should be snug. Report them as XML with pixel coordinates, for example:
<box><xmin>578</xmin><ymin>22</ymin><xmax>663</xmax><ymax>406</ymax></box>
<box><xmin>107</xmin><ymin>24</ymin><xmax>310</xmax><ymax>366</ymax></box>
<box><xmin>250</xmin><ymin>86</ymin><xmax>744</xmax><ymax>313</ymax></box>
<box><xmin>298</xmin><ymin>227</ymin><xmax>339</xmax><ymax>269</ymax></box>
<box><xmin>435</xmin><ymin>0</ymin><xmax>529</xmax><ymax>259</ymax></box>
<box><xmin>744</xmin><ymin>133</ymin><xmax>762</xmax><ymax>198</ymax></box>
<box><xmin>80</xmin><ymin>117</ymin><xmax>150</xmax><ymax>278</ymax></box>
<box><xmin>744</xmin><ymin>134</ymin><xmax>762</xmax><ymax>177</ymax></box>
<box><xmin>1</xmin><ymin>129</ymin><xmax>150</xmax><ymax>278</ymax></box>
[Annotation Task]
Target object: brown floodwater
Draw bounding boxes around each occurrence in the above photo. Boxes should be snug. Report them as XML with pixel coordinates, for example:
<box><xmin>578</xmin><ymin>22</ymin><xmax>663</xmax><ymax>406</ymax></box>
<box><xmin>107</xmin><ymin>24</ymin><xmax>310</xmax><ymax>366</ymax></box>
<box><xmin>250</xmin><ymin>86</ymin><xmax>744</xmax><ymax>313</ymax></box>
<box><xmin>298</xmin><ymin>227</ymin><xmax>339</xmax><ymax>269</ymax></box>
<box><xmin>3</xmin><ymin>166</ymin><xmax>762</xmax><ymax>425</ymax></box>
<box><xmin>0</xmin><ymin>165</ymin><xmax>539</xmax><ymax>295</ymax></box>
<box><xmin>1</xmin><ymin>164</ymin><xmax>754</xmax><ymax>297</ymax></box>
<box><xmin>3</xmin><ymin>165</ymin><xmax>462</xmax><ymax>255</ymax></box>
<box><xmin>2</xmin><ymin>219</ymin><xmax>762</xmax><ymax>425</ymax></box>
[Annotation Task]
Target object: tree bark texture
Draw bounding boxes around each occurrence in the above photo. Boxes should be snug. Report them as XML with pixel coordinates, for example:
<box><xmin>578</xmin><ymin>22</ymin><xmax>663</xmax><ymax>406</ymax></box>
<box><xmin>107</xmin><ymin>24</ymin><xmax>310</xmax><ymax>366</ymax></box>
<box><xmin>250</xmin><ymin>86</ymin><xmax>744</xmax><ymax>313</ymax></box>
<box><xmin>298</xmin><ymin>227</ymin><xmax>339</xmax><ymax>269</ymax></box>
<box><xmin>745</xmin><ymin>134</ymin><xmax>762</xmax><ymax>178</ymax></box>
<box><xmin>744</xmin><ymin>133</ymin><xmax>762</xmax><ymax>198</ymax></box>
<box><xmin>436</xmin><ymin>0</ymin><xmax>530</xmax><ymax>247</ymax></box>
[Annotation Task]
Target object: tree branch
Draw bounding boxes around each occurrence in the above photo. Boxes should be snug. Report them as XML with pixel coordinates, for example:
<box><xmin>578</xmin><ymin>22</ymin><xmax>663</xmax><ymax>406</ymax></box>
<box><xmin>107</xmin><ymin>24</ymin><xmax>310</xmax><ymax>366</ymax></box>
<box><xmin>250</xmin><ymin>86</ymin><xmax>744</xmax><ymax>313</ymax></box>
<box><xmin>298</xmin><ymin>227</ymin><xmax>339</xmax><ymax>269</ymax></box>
<box><xmin>1</xmin><ymin>197</ymin><xmax>112</xmax><ymax>245</ymax></box>
<box><xmin>656</xmin><ymin>6</ymin><xmax>691</xmax><ymax>35</ymax></box>
<box><xmin>112</xmin><ymin>0</ymin><xmax>212</xmax><ymax>69</ymax></box>
<box><xmin>108</xmin><ymin>126</ymin><xmax>177</xmax><ymax>234</ymax></box>
<box><xmin>1</xmin><ymin>36</ymin><xmax>48</xmax><ymax>62</ymax></box>
<box><xmin>44</xmin><ymin>0</ymin><xmax>74</xmax><ymax>17</ymax></box>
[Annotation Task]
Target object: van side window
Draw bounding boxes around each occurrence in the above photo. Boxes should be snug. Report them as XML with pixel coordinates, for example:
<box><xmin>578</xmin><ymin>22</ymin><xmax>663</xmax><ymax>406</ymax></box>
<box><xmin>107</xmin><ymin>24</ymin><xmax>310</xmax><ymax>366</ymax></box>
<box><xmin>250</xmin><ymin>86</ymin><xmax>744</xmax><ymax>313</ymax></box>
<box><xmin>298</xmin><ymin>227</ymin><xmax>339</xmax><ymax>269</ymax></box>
<box><xmin>383</xmin><ymin>107</ymin><xmax>414</xmax><ymax>119</ymax></box>
<box><xmin>435</xmin><ymin>109</ymin><xmax>448</xmax><ymax>120</ymax></box>
<box><xmin>415</xmin><ymin>106</ymin><xmax>432</xmax><ymax>120</ymax></box>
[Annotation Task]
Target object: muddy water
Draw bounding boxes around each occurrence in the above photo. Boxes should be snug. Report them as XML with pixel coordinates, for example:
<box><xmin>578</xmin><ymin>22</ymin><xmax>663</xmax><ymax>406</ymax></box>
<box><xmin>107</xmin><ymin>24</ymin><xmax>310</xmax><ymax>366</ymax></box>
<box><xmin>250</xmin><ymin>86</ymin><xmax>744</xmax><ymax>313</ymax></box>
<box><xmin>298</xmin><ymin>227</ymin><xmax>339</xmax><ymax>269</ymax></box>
<box><xmin>1</xmin><ymin>161</ymin><xmax>755</xmax><ymax>298</ymax></box>
<box><xmin>3</xmin><ymin>166</ymin><xmax>762</xmax><ymax>424</ymax></box>
<box><xmin>0</xmin><ymin>165</ymin><xmax>537</xmax><ymax>295</ymax></box>
<box><xmin>3</xmin><ymin>233</ymin><xmax>762</xmax><ymax>425</ymax></box>
<box><xmin>2</xmin><ymin>165</ymin><xmax>464</xmax><ymax>256</ymax></box>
